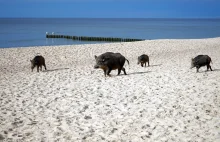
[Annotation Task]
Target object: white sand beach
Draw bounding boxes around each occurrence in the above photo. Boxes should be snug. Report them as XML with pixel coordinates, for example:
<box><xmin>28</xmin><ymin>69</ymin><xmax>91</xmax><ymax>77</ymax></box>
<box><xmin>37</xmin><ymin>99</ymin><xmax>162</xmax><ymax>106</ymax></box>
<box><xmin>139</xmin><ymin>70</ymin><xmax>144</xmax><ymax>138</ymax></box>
<box><xmin>0</xmin><ymin>38</ymin><xmax>220</xmax><ymax>142</ymax></box>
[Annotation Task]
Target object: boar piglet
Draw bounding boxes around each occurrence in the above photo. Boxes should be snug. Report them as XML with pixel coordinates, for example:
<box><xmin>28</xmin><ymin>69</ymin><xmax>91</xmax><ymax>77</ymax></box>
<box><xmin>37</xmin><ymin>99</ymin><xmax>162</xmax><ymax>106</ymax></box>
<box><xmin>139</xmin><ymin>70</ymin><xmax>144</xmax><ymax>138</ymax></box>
<box><xmin>138</xmin><ymin>54</ymin><xmax>149</xmax><ymax>67</ymax></box>
<box><xmin>30</xmin><ymin>55</ymin><xmax>47</xmax><ymax>72</ymax></box>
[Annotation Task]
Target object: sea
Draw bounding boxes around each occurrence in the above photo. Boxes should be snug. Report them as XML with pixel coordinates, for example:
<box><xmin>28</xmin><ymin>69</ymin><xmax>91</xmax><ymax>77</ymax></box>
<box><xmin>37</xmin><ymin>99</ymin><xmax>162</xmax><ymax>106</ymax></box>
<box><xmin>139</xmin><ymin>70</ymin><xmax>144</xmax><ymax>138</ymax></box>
<box><xmin>0</xmin><ymin>18</ymin><xmax>220</xmax><ymax>48</ymax></box>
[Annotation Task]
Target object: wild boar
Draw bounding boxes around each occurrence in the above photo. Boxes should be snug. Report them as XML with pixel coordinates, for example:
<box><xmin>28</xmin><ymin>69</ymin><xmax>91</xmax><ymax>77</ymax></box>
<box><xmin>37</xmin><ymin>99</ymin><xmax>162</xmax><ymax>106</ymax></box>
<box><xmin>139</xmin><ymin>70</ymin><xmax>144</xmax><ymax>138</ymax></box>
<box><xmin>94</xmin><ymin>52</ymin><xmax>129</xmax><ymax>76</ymax></box>
<box><xmin>138</xmin><ymin>54</ymin><xmax>149</xmax><ymax>67</ymax></box>
<box><xmin>30</xmin><ymin>55</ymin><xmax>47</xmax><ymax>72</ymax></box>
<box><xmin>191</xmin><ymin>55</ymin><xmax>212</xmax><ymax>72</ymax></box>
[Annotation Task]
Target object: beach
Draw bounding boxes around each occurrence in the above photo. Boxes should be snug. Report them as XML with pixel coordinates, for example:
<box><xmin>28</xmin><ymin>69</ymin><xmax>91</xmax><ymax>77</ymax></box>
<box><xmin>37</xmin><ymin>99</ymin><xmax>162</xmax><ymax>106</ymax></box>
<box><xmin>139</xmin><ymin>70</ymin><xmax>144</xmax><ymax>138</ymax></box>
<box><xmin>0</xmin><ymin>38</ymin><xmax>220</xmax><ymax>141</ymax></box>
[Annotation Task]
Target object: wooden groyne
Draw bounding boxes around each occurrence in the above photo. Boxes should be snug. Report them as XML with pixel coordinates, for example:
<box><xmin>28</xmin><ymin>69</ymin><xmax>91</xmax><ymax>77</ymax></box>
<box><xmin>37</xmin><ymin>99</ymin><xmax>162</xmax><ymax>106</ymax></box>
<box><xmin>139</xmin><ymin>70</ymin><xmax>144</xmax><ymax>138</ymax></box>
<box><xmin>46</xmin><ymin>33</ymin><xmax>143</xmax><ymax>42</ymax></box>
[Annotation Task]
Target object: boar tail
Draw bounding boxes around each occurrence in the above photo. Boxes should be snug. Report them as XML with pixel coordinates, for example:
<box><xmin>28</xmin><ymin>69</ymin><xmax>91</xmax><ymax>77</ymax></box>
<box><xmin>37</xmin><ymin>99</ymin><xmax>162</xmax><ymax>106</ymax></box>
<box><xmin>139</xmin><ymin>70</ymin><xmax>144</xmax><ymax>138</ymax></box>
<box><xmin>210</xmin><ymin>58</ymin><xmax>213</xmax><ymax>64</ymax></box>
<box><xmin>126</xmin><ymin>59</ymin><xmax>129</xmax><ymax>65</ymax></box>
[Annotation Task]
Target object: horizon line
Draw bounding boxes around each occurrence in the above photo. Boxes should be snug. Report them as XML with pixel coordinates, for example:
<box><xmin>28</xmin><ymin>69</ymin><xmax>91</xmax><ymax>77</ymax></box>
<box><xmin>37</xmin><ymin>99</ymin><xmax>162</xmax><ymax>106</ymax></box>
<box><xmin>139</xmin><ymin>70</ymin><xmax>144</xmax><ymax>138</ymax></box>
<box><xmin>0</xmin><ymin>17</ymin><xmax>220</xmax><ymax>19</ymax></box>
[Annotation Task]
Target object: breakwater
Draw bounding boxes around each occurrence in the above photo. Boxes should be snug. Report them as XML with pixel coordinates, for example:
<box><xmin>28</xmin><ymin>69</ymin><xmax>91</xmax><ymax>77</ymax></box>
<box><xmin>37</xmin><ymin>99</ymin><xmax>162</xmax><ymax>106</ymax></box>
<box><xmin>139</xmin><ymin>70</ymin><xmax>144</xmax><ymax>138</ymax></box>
<box><xmin>46</xmin><ymin>34</ymin><xmax>143</xmax><ymax>42</ymax></box>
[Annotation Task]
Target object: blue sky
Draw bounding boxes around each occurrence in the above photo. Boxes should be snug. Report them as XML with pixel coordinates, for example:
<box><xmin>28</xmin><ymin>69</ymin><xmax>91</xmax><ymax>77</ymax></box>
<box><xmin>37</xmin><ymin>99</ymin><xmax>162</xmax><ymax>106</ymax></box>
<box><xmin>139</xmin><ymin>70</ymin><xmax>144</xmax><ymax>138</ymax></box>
<box><xmin>0</xmin><ymin>0</ymin><xmax>220</xmax><ymax>18</ymax></box>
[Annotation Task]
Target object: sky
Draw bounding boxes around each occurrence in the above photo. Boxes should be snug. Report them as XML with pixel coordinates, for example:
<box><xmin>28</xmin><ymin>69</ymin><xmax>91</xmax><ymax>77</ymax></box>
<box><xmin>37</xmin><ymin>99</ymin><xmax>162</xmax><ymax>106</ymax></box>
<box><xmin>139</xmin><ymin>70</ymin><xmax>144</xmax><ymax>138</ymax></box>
<box><xmin>0</xmin><ymin>0</ymin><xmax>220</xmax><ymax>18</ymax></box>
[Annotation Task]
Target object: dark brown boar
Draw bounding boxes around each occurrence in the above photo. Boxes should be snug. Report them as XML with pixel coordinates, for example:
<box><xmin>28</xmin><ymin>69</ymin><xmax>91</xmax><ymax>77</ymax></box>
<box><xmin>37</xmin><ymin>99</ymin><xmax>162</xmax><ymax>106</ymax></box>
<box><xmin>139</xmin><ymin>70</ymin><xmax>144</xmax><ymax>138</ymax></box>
<box><xmin>138</xmin><ymin>54</ymin><xmax>149</xmax><ymax>67</ymax></box>
<box><xmin>94</xmin><ymin>52</ymin><xmax>129</xmax><ymax>77</ymax></box>
<box><xmin>30</xmin><ymin>55</ymin><xmax>47</xmax><ymax>72</ymax></box>
<box><xmin>191</xmin><ymin>55</ymin><xmax>212</xmax><ymax>72</ymax></box>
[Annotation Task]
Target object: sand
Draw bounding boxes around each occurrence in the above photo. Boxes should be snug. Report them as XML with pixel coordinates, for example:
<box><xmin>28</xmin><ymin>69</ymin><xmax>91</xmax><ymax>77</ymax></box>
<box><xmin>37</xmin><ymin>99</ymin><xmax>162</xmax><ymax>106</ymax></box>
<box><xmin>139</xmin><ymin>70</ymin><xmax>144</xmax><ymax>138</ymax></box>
<box><xmin>0</xmin><ymin>38</ymin><xmax>220</xmax><ymax>142</ymax></box>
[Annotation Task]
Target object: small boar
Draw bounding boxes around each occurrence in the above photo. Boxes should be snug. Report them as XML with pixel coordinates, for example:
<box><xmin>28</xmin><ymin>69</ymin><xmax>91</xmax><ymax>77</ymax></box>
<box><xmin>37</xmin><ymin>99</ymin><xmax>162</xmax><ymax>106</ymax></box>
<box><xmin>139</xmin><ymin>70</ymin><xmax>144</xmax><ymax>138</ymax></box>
<box><xmin>138</xmin><ymin>54</ymin><xmax>149</xmax><ymax>67</ymax></box>
<box><xmin>191</xmin><ymin>55</ymin><xmax>212</xmax><ymax>72</ymax></box>
<box><xmin>94</xmin><ymin>52</ymin><xmax>129</xmax><ymax>76</ymax></box>
<box><xmin>30</xmin><ymin>55</ymin><xmax>47</xmax><ymax>72</ymax></box>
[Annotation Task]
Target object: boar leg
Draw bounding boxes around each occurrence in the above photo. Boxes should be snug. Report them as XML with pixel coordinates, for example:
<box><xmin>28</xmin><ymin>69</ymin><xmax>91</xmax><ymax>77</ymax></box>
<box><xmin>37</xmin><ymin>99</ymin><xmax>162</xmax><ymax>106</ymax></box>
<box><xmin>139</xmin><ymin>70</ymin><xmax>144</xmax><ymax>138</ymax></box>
<box><xmin>145</xmin><ymin>62</ymin><xmax>146</xmax><ymax>67</ymax></box>
<box><xmin>141</xmin><ymin>63</ymin><xmax>143</xmax><ymax>67</ymax></box>
<box><xmin>208</xmin><ymin>64</ymin><xmax>213</xmax><ymax>71</ymax></box>
<box><xmin>40</xmin><ymin>65</ymin><xmax>42</xmax><ymax>71</ymax></box>
<box><xmin>196</xmin><ymin>66</ymin><xmax>200</xmax><ymax>72</ymax></box>
<box><xmin>118</xmin><ymin>68</ymin><xmax>122</xmax><ymax>75</ymax></box>
<box><xmin>37</xmin><ymin>66</ymin><xmax>40</xmax><ymax>72</ymax></box>
<box><xmin>106</xmin><ymin>68</ymin><xmax>112</xmax><ymax>76</ymax></box>
<box><xmin>103</xmin><ymin>69</ymin><xmax>107</xmax><ymax>77</ymax></box>
<box><xmin>44</xmin><ymin>63</ymin><xmax>47</xmax><ymax>70</ymax></box>
<box><xmin>122</xmin><ymin>67</ymin><xmax>127</xmax><ymax>75</ymax></box>
<box><xmin>148</xmin><ymin>61</ymin><xmax>150</xmax><ymax>66</ymax></box>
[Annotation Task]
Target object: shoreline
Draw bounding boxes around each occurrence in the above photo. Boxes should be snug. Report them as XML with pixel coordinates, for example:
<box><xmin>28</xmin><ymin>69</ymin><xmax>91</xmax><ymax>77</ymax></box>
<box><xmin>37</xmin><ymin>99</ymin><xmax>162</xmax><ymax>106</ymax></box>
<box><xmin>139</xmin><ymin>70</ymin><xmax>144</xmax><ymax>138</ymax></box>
<box><xmin>0</xmin><ymin>37</ymin><xmax>220</xmax><ymax>141</ymax></box>
<box><xmin>1</xmin><ymin>36</ymin><xmax>220</xmax><ymax>49</ymax></box>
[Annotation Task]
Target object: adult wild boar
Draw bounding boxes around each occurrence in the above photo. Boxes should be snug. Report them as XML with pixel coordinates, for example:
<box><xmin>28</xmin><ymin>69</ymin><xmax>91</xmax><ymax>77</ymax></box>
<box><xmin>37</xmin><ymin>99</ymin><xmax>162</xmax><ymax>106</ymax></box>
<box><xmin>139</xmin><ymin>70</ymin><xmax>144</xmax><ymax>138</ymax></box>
<box><xmin>94</xmin><ymin>52</ymin><xmax>129</xmax><ymax>76</ymax></box>
<box><xmin>191</xmin><ymin>55</ymin><xmax>212</xmax><ymax>72</ymax></box>
<box><xmin>30</xmin><ymin>55</ymin><xmax>47</xmax><ymax>72</ymax></box>
<box><xmin>138</xmin><ymin>54</ymin><xmax>149</xmax><ymax>67</ymax></box>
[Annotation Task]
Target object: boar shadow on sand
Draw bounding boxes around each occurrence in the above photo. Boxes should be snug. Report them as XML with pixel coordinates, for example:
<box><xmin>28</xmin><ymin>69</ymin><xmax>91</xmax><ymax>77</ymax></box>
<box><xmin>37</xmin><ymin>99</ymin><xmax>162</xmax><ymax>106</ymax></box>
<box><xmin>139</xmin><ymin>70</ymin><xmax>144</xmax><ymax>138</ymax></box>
<box><xmin>30</xmin><ymin>55</ymin><xmax>47</xmax><ymax>72</ymax></box>
<box><xmin>128</xmin><ymin>71</ymin><xmax>151</xmax><ymax>75</ymax></box>
<box><xmin>43</xmin><ymin>68</ymin><xmax>69</xmax><ymax>72</ymax></box>
<box><xmin>149</xmin><ymin>64</ymin><xmax>162</xmax><ymax>67</ymax></box>
<box><xmin>94</xmin><ymin>52</ymin><xmax>129</xmax><ymax>77</ymax></box>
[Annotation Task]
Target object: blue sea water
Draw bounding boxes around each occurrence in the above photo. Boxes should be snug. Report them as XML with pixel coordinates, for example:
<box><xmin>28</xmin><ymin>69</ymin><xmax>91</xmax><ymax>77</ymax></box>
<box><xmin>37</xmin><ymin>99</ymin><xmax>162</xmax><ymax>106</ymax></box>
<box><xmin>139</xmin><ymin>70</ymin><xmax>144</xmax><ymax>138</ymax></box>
<box><xmin>0</xmin><ymin>18</ymin><xmax>220</xmax><ymax>48</ymax></box>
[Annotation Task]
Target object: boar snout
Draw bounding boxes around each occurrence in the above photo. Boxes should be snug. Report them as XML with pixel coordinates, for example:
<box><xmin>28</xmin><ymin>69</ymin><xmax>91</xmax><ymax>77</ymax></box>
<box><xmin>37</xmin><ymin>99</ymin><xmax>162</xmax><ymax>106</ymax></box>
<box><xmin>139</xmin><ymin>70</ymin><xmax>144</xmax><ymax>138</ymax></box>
<box><xmin>94</xmin><ymin>65</ymin><xmax>99</xmax><ymax>69</ymax></box>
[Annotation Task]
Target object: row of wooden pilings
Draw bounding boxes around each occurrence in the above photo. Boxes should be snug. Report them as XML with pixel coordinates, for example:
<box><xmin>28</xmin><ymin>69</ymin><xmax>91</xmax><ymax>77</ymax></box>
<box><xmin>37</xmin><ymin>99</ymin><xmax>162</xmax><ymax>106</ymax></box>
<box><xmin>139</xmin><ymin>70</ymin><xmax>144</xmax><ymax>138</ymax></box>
<box><xmin>46</xmin><ymin>34</ymin><xmax>143</xmax><ymax>42</ymax></box>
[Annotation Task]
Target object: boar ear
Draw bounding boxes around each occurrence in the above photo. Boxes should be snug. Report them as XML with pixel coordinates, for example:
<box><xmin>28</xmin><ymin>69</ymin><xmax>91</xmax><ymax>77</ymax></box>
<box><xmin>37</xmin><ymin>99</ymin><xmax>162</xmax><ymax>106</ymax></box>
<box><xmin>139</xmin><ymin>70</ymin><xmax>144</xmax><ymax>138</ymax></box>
<box><xmin>94</xmin><ymin>55</ymin><xmax>97</xmax><ymax>59</ymax></box>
